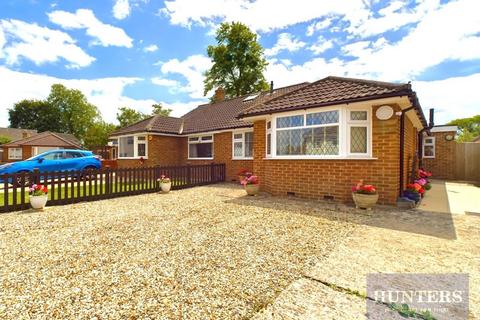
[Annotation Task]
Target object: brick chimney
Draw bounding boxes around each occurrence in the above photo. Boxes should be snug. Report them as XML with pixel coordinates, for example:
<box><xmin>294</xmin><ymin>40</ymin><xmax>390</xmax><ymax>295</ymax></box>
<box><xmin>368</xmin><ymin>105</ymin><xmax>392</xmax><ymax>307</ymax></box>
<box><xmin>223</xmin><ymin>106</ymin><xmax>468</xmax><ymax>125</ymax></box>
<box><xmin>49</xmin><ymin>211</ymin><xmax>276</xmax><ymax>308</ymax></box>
<box><xmin>22</xmin><ymin>131</ymin><xmax>29</xmax><ymax>138</ymax></box>
<box><xmin>213</xmin><ymin>87</ymin><xmax>225</xmax><ymax>103</ymax></box>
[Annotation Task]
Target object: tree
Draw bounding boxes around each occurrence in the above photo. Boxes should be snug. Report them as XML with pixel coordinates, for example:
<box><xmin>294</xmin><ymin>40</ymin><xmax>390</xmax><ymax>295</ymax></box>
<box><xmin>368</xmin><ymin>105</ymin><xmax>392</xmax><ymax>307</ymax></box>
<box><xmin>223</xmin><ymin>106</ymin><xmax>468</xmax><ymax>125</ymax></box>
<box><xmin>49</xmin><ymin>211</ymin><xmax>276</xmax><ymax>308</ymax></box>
<box><xmin>83</xmin><ymin>121</ymin><xmax>117</xmax><ymax>150</ymax></box>
<box><xmin>0</xmin><ymin>135</ymin><xmax>12</xmax><ymax>145</ymax></box>
<box><xmin>447</xmin><ymin>114</ymin><xmax>480</xmax><ymax>142</ymax></box>
<box><xmin>116</xmin><ymin>107</ymin><xmax>148</xmax><ymax>127</ymax></box>
<box><xmin>151</xmin><ymin>103</ymin><xmax>172</xmax><ymax>117</ymax></box>
<box><xmin>204</xmin><ymin>22</ymin><xmax>269</xmax><ymax>98</ymax></box>
<box><xmin>47</xmin><ymin>84</ymin><xmax>100</xmax><ymax>140</ymax></box>
<box><xmin>8</xmin><ymin>99</ymin><xmax>64</xmax><ymax>132</ymax></box>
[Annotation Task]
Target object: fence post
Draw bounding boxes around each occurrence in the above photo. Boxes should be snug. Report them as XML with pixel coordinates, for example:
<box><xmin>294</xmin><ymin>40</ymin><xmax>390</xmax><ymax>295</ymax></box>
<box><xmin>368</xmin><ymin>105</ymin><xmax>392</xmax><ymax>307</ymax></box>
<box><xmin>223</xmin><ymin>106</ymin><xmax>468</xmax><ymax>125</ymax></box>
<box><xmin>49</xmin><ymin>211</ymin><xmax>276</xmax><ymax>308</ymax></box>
<box><xmin>105</xmin><ymin>167</ymin><xmax>110</xmax><ymax>197</ymax></box>
<box><xmin>187</xmin><ymin>165</ymin><xmax>191</xmax><ymax>186</ymax></box>
<box><xmin>155</xmin><ymin>166</ymin><xmax>161</xmax><ymax>191</ymax></box>
<box><xmin>210</xmin><ymin>163</ymin><xmax>215</xmax><ymax>183</ymax></box>
<box><xmin>32</xmin><ymin>168</ymin><xmax>40</xmax><ymax>185</ymax></box>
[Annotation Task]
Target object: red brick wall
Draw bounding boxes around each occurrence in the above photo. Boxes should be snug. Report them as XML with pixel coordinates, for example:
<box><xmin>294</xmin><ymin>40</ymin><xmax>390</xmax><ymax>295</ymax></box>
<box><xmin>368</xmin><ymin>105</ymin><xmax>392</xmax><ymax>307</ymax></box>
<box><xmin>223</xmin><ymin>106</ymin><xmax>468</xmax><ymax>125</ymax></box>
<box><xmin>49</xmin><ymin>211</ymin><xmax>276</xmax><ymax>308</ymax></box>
<box><xmin>117</xmin><ymin>135</ymin><xmax>185</xmax><ymax>168</ymax></box>
<box><xmin>117</xmin><ymin>132</ymin><xmax>253</xmax><ymax>182</ymax></box>
<box><xmin>252</xmin><ymin>106</ymin><xmax>412</xmax><ymax>205</ymax></box>
<box><xmin>180</xmin><ymin>132</ymin><xmax>253</xmax><ymax>182</ymax></box>
<box><xmin>403</xmin><ymin>116</ymin><xmax>419</xmax><ymax>188</ymax></box>
<box><xmin>2</xmin><ymin>146</ymin><xmax>33</xmax><ymax>163</ymax></box>
<box><xmin>423</xmin><ymin>131</ymin><xmax>456</xmax><ymax>179</ymax></box>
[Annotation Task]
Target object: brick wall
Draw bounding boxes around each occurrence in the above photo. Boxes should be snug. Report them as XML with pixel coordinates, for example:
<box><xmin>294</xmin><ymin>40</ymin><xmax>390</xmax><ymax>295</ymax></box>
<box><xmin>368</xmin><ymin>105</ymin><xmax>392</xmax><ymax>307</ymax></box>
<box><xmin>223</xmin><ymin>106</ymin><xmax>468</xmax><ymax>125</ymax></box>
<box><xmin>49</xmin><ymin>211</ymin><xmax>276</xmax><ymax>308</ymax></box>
<box><xmin>423</xmin><ymin>131</ymin><xmax>456</xmax><ymax>179</ymax></box>
<box><xmin>403</xmin><ymin>116</ymin><xmax>419</xmax><ymax>187</ymax></box>
<box><xmin>180</xmin><ymin>132</ymin><xmax>253</xmax><ymax>182</ymax></box>
<box><xmin>1</xmin><ymin>146</ymin><xmax>33</xmax><ymax>163</ymax></box>
<box><xmin>117</xmin><ymin>135</ymin><xmax>185</xmax><ymax>168</ymax></box>
<box><xmin>252</xmin><ymin>106</ymin><xmax>415</xmax><ymax>205</ymax></box>
<box><xmin>117</xmin><ymin>132</ymin><xmax>253</xmax><ymax>182</ymax></box>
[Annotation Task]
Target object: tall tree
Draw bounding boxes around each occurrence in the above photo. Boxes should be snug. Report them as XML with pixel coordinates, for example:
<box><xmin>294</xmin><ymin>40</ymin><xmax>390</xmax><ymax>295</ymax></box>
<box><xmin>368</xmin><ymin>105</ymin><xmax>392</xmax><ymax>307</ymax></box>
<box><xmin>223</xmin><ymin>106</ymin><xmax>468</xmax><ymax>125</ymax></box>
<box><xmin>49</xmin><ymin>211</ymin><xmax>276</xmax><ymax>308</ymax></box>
<box><xmin>116</xmin><ymin>107</ymin><xmax>148</xmax><ymax>127</ymax></box>
<box><xmin>47</xmin><ymin>84</ymin><xmax>100</xmax><ymax>139</ymax></box>
<box><xmin>204</xmin><ymin>22</ymin><xmax>269</xmax><ymax>98</ymax></box>
<box><xmin>151</xmin><ymin>103</ymin><xmax>172</xmax><ymax>117</ymax></box>
<box><xmin>8</xmin><ymin>99</ymin><xmax>64</xmax><ymax>132</ymax></box>
<box><xmin>83</xmin><ymin>121</ymin><xmax>117</xmax><ymax>150</ymax></box>
<box><xmin>448</xmin><ymin>114</ymin><xmax>480</xmax><ymax>142</ymax></box>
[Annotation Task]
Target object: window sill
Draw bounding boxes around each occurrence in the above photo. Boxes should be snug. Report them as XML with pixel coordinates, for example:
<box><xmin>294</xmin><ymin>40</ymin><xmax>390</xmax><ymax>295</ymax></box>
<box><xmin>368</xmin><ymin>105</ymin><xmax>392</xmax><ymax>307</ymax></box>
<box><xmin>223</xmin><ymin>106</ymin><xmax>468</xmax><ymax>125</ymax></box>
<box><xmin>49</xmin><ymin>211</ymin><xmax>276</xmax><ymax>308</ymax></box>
<box><xmin>118</xmin><ymin>157</ymin><xmax>149</xmax><ymax>160</ymax></box>
<box><xmin>188</xmin><ymin>158</ymin><xmax>214</xmax><ymax>160</ymax></box>
<box><xmin>232</xmin><ymin>157</ymin><xmax>253</xmax><ymax>160</ymax></box>
<box><xmin>263</xmin><ymin>156</ymin><xmax>378</xmax><ymax>160</ymax></box>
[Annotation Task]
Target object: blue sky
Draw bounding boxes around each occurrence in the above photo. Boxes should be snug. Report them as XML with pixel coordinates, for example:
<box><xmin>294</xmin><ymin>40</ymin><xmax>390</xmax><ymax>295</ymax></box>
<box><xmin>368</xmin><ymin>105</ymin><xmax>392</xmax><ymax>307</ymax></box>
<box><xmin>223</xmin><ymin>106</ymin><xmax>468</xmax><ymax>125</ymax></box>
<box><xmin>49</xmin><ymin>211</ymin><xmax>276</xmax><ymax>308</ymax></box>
<box><xmin>0</xmin><ymin>0</ymin><xmax>479</xmax><ymax>127</ymax></box>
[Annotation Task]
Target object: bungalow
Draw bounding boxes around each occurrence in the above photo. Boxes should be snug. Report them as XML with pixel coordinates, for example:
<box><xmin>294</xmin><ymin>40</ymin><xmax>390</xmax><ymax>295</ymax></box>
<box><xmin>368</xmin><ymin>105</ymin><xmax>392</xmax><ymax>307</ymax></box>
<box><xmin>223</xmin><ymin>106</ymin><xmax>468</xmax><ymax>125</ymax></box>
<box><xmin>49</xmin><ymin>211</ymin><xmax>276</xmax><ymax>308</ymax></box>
<box><xmin>109</xmin><ymin>76</ymin><xmax>429</xmax><ymax>205</ymax></box>
<box><xmin>1</xmin><ymin>131</ymin><xmax>82</xmax><ymax>163</ymax></box>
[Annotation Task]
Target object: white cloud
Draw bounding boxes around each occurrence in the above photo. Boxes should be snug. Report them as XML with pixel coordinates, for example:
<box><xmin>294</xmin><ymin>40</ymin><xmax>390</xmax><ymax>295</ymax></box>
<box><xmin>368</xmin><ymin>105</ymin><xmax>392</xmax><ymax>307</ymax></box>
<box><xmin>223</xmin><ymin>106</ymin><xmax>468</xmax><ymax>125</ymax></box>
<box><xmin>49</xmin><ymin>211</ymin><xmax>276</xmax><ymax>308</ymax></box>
<box><xmin>113</xmin><ymin>0</ymin><xmax>131</xmax><ymax>20</ymax></box>
<box><xmin>159</xmin><ymin>54</ymin><xmax>212</xmax><ymax>99</ymax></box>
<box><xmin>0</xmin><ymin>19</ymin><xmax>94</xmax><ymax>68</ymax></box>
<box><xmin>48</xmin><ymin>9</ymin><xmax>133</xmax><ymax>48</ymax></box>
<box><xmin>160</xmin><ymin>0</ymin><xmax>369</xmax><ymax>33</ymax></box>
<box><xmin>306</xmin><ymin>18</ymin><xmax>332</xmax><ymax>36</ymax></box>
<box><xmin>412</xmin><ymin>74</ymin><xmax>480</xmax><ymax>125</ymax></box>
<box><xmin>264</xmin><ymin>33</ymin><xmax>306</xmax><ymax>56</ymax></box>
<box><xmin>350</xmin><ymin>0</ymin><xmax>441</xmax><ymax>37</ymax></box>
<box><xmin>0</xmin><ymin>66</ymin><xmax>204</xmax><ymax>126</ymax></box>
<box><xmin>144</xmin><ymin>44</ymin><xmax>158</xmax><ymax>52</ymax></box>
<box><xmin>309</xmin><ymin>36</ymin><xmax>334</xmax><ymax>55</ymax></box>
<box><xmin>151</xmin><ymin>77</ymin><xmax>180</xmax><ymax>87</ymax></box>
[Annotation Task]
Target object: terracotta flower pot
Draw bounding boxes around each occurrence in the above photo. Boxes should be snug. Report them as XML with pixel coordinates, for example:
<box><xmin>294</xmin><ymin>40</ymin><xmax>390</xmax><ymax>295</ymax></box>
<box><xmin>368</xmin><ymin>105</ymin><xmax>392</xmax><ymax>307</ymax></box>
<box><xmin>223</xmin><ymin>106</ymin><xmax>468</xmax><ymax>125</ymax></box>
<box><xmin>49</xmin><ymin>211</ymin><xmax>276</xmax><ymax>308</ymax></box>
<box><xmin>352</xmin><ymin>192</ymin><xmax>378</xmax><ymax>210</ymax></box>
<box><xmin>160</xmin><ymin>181</ymin><xmax>171</xmax><ymax>193</ymax></box>
<box><xmin>245</xmin><ymin>184</ymin><xmax>259</xmax><ymax>196</ymax></box>
<box><xmin>30</xmin><ymin>194</ymin><xmax>48</xmax><ymax>210</ymax></box>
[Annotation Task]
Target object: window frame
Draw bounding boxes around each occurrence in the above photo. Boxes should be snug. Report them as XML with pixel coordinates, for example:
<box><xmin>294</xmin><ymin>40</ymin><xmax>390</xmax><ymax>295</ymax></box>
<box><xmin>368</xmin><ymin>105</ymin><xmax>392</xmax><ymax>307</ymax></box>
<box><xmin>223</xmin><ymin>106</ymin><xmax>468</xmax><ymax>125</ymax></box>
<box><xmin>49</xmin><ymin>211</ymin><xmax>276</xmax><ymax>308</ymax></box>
<box><xmin>117</xmin><ymin>134</ymin><xmax>149</xmax><ymax>159</ymax></box>
<box><xmin>346</xmin><ymin>109</ymin><xmax>371</xmax><ymax>156</ymax></box>
<box><xmin>232</xmin><ymin>129</ymin><xmax>254</xmax><ymax>160</ymax></box>
<box><xmin>8</xmin><ymin>147</ymin><xmax>22</xmax><ymax>160</ymax></box>
<box><xmin>269</xmin><ymin>106</ymin><xmax>373</xmax><ymax>159</ymax></box>
<box><xmin>266</xmin><ymin>120</ymin><xmax>272</xmax><ymax>157</ymax></box>
<box><xmin>423</xmin><ymin>136</ymin><xmax>435</xmax><ymax>158</ymax></box>
<box><xmin>188</xmin><ymin>134</ymin><xmax>214</xmax><ymax>160</ymax></box>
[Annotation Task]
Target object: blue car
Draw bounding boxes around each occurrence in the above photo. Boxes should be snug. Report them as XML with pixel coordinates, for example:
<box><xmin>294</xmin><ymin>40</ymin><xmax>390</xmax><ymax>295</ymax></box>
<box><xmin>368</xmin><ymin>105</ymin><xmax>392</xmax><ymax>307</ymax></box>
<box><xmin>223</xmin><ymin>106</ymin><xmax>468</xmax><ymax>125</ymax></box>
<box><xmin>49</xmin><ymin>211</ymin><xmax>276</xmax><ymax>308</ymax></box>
<box><xmin>0</xmin><ymin>149</ymin><xmax>101</xmax><ymax>185</ymax></box>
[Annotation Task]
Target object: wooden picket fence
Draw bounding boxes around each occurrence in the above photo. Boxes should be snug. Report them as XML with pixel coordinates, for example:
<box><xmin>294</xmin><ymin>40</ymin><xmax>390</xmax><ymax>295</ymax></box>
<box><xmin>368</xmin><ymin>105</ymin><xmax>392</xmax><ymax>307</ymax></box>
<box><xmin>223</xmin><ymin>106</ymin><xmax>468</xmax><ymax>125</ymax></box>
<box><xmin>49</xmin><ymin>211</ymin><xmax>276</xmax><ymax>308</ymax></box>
<box><xmin>0</xmin><ymin>163</ymin><xmax>225</xmax><ymax>213</ymax></box>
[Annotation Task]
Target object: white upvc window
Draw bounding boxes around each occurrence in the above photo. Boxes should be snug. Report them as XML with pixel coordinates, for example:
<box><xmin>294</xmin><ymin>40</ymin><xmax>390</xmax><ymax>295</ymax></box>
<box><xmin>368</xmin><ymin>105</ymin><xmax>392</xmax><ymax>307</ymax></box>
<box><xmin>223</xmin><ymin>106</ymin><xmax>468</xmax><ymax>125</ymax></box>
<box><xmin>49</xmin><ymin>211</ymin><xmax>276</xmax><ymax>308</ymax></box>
<box><xmin>118</xmin><ymin>135</ymin><xmax>148</xmax><ymax>159</ymax></box>
<box><xmin>266</xmin><ymin>120</ymin><xmax>272</xmax><ymax>157</ymax></box>
<box><xmin>269</xmin><ymin>106</ymin><xmax>372</xmax><ymax>159</ymax></box>
<box><xmin>423</xmin><ymin>136</ymin><xmax>435</xmax><ymax>158</ymax></box>
<box><xmin>188</xmin><ymin>135</ymin><xmax>213</xmax><ymax>159</ymax></box>
<box><xmin>8</xmin><ymin>147</ymin><xmax>22</xmax><ymax>159</ymax></box>
<box><xmin>232</xmin><ymin>130</ymin><xmax>254</xmax><ymax>159</ymax></box>
<box><xmin>347</xmin><ymin>110</ymin><xmax>370</xmax><ymax>155</ymax></box>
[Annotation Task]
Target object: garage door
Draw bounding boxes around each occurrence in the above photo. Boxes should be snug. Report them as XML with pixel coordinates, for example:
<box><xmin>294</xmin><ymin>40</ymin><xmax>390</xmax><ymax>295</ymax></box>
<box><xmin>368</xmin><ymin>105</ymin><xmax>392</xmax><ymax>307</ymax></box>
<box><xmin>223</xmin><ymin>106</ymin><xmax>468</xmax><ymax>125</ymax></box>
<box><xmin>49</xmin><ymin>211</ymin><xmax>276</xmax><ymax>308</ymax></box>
<box><xmin>33</xmin><ymin>146</ymin><xmax>63</xmax><ymax>156</ymax></box>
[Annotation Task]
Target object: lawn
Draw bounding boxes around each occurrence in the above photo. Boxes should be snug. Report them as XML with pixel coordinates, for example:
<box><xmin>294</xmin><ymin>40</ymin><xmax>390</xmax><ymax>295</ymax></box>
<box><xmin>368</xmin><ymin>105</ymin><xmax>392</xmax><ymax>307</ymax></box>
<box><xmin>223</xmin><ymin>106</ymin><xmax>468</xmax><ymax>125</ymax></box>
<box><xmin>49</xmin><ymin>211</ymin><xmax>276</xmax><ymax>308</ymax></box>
<box><xmin>0</xmin><ymin>181</ymin><xmax>157</xmax><ymax>207</ymax></box>
<box><xmin>0</xmin><ymin>183</ymin><xmax>354</xmax><ymax>319</ymax></box>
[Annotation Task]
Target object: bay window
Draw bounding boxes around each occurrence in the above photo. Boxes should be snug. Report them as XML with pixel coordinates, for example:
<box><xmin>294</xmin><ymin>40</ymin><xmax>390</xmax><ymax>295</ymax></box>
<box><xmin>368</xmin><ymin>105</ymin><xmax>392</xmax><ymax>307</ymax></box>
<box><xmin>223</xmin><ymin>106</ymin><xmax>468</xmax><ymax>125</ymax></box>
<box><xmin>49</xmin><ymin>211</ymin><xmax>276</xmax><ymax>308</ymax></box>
<box><xmin>268</xmin><ymin>107</ymin><xmax>372</xmax><ymax>158</ymax></box>
<box><xmin>275</xmin><ymin>110</ymin><xmax>339</xmax><ymax>156</ymax></box>
<box><xmin>118</xmin><ymin>135</ymin><xmax>148</xmax><ymax>158</ymax></box>
<box><xmin>347</xmin><ymin>110</ymin><xmax>369</xmax><ymax>155</ymax></box>
<box><xmin>189</xmin><ymin>135</ymin><xmax>213</xmax><ymax>159</ymax></box>
<box><xmin>233</xmin><ymin>131</ymin><xmax>254</xmax><ymax>159</ymax></box>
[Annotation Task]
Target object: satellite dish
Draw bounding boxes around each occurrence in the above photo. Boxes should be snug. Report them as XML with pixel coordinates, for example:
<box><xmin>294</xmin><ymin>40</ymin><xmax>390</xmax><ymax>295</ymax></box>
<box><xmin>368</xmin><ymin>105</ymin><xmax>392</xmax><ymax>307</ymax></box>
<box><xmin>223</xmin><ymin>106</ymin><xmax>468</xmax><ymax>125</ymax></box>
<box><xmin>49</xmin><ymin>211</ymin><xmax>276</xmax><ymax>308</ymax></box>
<box><xmin>376</xmin><ymin>105</ymin><xmax>394</xmax><ymax>120</ymax></box>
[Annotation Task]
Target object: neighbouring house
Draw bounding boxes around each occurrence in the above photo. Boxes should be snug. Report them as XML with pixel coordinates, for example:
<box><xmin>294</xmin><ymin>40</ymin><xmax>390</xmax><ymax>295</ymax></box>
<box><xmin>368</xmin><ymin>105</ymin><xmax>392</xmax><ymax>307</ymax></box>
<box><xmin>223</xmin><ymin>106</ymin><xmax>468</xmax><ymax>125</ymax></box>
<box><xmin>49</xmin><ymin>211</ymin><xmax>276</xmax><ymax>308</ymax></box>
<box><xmin>1</xmin><ymin>131</ymin><xmax>82</xmax><ymax>163</ymax></box>
<box><xmin>473</xmin><ymin>136</ymin><xmax>480</xmax><ymax>143</ymax></box>
<box><xmin>0</xmin><ymin>128</ymin><xmax>38</xmax><ymax>162</ymax></box>
<box><xmin>421</xmin><ymin>125</ymin><xmax>458</xmax><ymax>180</ymax></box>
<box><xmin>110</xmin><ymin>76</ymin><xmax>430</xmax><ymax>205</ymax></box>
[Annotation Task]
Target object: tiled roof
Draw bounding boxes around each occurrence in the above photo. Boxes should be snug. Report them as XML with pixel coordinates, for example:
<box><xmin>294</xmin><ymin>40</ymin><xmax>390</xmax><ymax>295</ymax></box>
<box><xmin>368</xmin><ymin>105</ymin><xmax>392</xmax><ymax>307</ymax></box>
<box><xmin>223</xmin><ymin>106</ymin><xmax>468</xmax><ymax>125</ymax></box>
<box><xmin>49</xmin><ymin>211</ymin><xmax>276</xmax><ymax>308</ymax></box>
<box><xmin>109</xmin><ymin>83</ymin><xmax>308</xmax><ymax>136</ymax></box>
<box><xmin>111</xmin><ymin>116</ymin><xmax>184</xmax><ymax>136</ymax></box>
<box><xmin>240</xmin><ymin>76</ymin><xmax>412</xmax><ymax>117</ymax></box>
<box><xmin>3</xmin><ymin>131</ymin><xmax>81</xmax><ymax>148</ymax></box>
<box><xmin>0</xmin><ymin>128</ymin><xmax>37</xmax><ymax>142</ymax></box>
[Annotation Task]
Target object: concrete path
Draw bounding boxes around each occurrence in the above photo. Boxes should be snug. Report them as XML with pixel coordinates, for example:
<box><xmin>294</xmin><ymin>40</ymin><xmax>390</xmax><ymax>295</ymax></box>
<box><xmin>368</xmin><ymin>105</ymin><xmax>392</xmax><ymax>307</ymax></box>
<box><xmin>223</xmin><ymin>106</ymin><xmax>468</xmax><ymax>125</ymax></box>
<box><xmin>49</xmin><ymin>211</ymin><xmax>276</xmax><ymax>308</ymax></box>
<box><xmin>254</xmin><ymin>206</ymin><xmax>480</xmax><ymax>319</ymax></box>
<box><xmin>419</xmin><ymin>179</ymin><xmax>480</xmax><ymax>215</ymax></box>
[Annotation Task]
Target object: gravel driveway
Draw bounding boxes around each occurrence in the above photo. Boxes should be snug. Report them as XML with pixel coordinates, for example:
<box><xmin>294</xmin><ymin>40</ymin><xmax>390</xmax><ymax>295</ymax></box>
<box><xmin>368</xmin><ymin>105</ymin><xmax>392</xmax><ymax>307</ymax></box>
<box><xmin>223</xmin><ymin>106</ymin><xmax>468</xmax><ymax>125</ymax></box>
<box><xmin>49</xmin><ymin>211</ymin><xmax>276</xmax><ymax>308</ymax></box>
<box><xmin>0</xmin><ymin>183</ymin><xmax>355</xmax><ymax>319</ymax></box>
